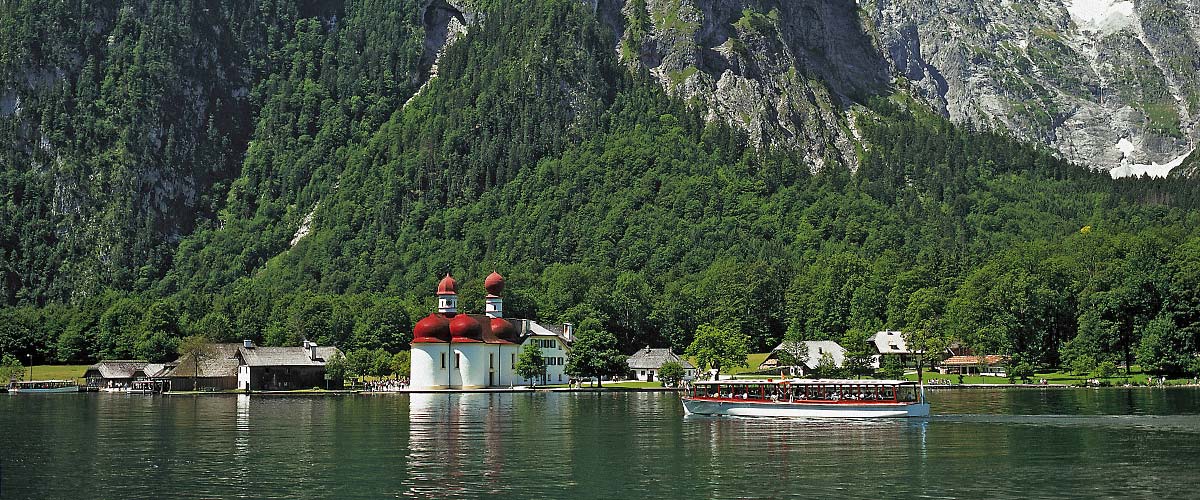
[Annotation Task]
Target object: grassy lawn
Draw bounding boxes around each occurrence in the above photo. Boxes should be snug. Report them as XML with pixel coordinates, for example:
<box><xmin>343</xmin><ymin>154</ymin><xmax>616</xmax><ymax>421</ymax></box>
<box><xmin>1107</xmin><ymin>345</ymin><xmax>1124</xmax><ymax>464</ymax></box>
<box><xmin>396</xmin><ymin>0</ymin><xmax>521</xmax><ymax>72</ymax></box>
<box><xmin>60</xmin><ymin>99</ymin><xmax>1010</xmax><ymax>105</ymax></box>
<box><xmin>907</xmin><ymin>368</ymin><xmax>1194</xmax><ymax>386</ymax></box>
<box><xmin>728</xmin><ymin>353</ymin><xmax>769</xmax><ymax>375</ymax></box>
<box><xmin>23</xmin><ymin>365</ymin><xmax>89</xmax><ymax>382</ymax></box>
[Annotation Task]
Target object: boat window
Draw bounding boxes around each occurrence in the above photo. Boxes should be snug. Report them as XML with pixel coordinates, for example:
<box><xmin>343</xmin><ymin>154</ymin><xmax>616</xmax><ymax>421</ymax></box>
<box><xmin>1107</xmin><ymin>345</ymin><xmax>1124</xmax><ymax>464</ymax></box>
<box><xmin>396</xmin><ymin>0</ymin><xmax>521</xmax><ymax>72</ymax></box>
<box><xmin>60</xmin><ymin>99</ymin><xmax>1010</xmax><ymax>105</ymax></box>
<box><xmin>898</xmin><ymin>387</ymin><xmax>917</xmax><ymax>402</ymax></box>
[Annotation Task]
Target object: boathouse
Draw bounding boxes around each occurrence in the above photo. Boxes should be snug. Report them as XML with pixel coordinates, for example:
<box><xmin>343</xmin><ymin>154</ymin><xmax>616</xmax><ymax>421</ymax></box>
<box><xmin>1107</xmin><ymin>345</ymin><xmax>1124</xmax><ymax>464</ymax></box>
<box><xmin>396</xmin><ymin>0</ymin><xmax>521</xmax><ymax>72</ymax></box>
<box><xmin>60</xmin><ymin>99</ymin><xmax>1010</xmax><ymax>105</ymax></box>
<box><xmin>166</xmin><ymin>344</ymin><xmax>241</xmax><ymax>391</ymax></box>
<box><xmin>235</xmin><ymin>341</ymin><xmax>344</xmax><ymax>391</ymax></box>
<box><xmin>626</xmin><ymin>347</ymin><xmax>696</xmax><ymax>382</ymax></box>
<box><xmin>84</xmin><ymin>361</ymin><xmax>148</xmax><ymax>390</ymax></box>
<box><xmin>939</xmin><ymin>355</ymin><xmax>1009</xmax><ymax>377</ymax></box>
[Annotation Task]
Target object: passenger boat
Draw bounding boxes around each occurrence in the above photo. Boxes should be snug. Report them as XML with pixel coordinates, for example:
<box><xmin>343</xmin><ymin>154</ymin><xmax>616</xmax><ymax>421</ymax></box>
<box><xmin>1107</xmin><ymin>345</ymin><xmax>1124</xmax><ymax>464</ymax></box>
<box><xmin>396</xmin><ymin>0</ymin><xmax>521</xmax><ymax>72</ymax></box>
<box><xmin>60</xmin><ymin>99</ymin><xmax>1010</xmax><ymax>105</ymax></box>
<box><xmin>681</xmin><ymin>378</ymin><xmax>930</xmax><ymax>418</ymax></box>
<box><xmin>8</xmin><ymin>380</ymin><xmax>80</xmax><ymax>393</ymax></box>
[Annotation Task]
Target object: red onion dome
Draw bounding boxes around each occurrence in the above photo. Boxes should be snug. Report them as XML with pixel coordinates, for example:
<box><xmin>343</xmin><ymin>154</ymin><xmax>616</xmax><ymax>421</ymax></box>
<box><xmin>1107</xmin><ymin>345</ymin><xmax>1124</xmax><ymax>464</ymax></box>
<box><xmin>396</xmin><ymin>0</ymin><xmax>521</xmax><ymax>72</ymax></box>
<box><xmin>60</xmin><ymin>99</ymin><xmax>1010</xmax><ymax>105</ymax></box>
<box><xmin>449</xmin><ymin>314</ymin><xmax>483</xmax><ymax>342</ymax></box>
<box><xmin>490</xmin><ymin>317</ymin><xmax>519</xmax><ymax>344</ymax></box>
<box><xmin>437</xmin><ymin>273</ymin><xmax>457</xmax><ymax>295</ymax></box>
<box><xmin>412</xmin><ymin>314</ymin><xmax>451</xmax><ymax>343</ymax></box>
<box><xmin>484</xmin><ymin>271</ymin><xmax>505</xmax><ymax>296</ymax></box>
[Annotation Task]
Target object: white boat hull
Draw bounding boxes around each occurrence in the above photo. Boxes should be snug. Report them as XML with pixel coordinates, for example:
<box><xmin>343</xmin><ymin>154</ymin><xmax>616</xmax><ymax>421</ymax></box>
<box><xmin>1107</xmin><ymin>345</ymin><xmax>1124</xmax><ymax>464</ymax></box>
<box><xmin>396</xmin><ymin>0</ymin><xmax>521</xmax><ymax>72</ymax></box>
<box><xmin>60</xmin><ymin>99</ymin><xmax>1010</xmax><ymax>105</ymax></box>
<box><xmin>682</xmin><ymin>398</ymin><xmax>930</xmax><ymax>418</ymax></box>
<box><xmin>9</xmin><ymin>386</ymin><xmax>79</xmax><ymax>394</ymax></box>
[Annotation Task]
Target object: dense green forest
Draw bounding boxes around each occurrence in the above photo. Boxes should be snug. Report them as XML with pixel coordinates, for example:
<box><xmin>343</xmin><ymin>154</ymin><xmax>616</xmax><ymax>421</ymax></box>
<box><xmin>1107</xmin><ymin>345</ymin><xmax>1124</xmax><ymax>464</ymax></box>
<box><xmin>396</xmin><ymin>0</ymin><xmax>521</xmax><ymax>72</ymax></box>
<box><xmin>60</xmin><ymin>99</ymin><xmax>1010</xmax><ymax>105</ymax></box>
<box><xmin>2</xmin><ymin>0</ymin><xmax>1199</xmax><ymax>376</ymax></box>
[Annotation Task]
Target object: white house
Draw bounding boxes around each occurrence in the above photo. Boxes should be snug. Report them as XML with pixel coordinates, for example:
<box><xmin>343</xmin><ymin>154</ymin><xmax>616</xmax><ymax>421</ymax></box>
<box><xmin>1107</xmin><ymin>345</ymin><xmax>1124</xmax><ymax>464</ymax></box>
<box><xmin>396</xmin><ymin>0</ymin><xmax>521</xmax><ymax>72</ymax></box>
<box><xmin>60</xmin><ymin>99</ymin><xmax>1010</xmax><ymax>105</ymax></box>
<box><xmin>758</xmin><ymin>340</ymin><xmax>846</xmax><ymax>376</ymax></box>
<box><xmin>626</xmin><ymin>347</ymin><xmax>695</xmax><ymax>382</ymax></box>
<box><xmin>868</xmin><ymin>330</ymin><xmax>917</xmax><ymax>367</ymax></box>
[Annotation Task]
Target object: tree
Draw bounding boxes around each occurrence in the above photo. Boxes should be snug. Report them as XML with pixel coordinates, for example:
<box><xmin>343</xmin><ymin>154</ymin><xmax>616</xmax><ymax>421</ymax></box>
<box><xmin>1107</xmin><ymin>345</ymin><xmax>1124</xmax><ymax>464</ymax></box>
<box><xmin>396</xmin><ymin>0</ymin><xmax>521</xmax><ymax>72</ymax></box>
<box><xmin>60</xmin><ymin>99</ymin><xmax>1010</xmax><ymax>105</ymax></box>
<box><xmin>775</xmin><ymin>335</ymin><xmax>810</xmax><ymax>376</ymax></box>
<box><xmin>368</xmin><ymin>348</ymin><xmax>393</xmax><ymax>379</ymax></box>
<box><xmin>176</xmin><ymin>335</ymin><xmax>214</xmax><ymax>391</ymax></box>
<box><xmin>390</xmin><ymin>351</ymin><xmax>411</xmax><ymax>380</ymax></box>
<box><xmin>353</xmin><ymin>297</ymin><xmax>412</xmax><ymax>352</ymax></box>
<box><xmin>903</xmin><ymin>288</ymin><xmax>949</xmax><ymax>385</ymax></box>
<box><xmin>1</xmin><ymin>354</ymin><xmax>24</xmax><ymax>383</ymax></box>
<box><xmin>685</xmin><ymin>323</ymin><xmax>748</xmax><ymax>380</ymax></box>
<box><xmin>1069</xmin><ymin>353</ymin><xmax>1097</xmax><ymax>376</ymax></box>
<box><xmin>1008</xmin><ymin>356</ymin><xmax>1035</xmax><ymax>384</ymax></box>
<box><xmin>346</xmin><ymin>349</ymin><xmax>374</xmax><ymax>382</ymax></box>
<box><xmin>813</xmin><ymin>352</ymin><xmax>843</xmax><ymax>378</ymax></box>
<box><xmin>515</xmin><ymin>343</ymin><xmax>547</xmax><ymax>386</ymax></box>
<box><xmin>565</xmin><ymin>322</ymin><xmax>627</xmax><ymax>387</ymax></box>
<box><xmin>840</xmin><ymin>328</ymin><xmax>876</xmax><ymax>378</ymax></box>
<box><xmin>325</xmin><ymin>352</ymin><xmax>347</xmax><ymax>389</ymax></box>
<box><xmin>657</xmin><ymin>361</ymin><xmax>685</xmax><ymax>387</ymax></box>
<box><xmin>877</xmin><ymin>355</ymin><xmax>905</xmax><ymax>379</ymax></box>
<box><xmin>1093</xmin><ymin>360</ymin><xmax>1118</xmax><ymax>380</ymax></box>
<box><xmin>1136</xmin><ymin>315</ymin><xmax>1194</xmax><ymax>375</ymax></box>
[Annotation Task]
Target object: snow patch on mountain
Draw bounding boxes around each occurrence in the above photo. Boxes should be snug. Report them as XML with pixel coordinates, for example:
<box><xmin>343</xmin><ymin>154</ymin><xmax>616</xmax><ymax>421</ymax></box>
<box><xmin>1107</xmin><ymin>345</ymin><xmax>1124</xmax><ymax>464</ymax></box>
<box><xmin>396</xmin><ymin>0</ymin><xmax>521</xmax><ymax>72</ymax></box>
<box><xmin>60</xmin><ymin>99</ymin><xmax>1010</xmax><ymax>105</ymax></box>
<box><xmin>1067</xmin><ymin>0</ymin><xmax>1136</xmax><ymax>35</ymax></box>
<box><xmin>1110</xmin><ymin>148</ymin><xmax>1194</xmax><ymax>178</ymax></box>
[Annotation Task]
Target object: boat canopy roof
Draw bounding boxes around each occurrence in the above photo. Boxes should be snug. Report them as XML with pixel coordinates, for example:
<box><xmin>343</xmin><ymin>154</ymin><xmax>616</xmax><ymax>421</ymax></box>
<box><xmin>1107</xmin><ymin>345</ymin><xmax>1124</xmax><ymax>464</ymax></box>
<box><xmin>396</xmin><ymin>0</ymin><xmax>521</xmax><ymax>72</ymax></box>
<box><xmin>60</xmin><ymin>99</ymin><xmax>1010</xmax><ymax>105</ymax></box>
<box><xmin>693</xmin><ymin>378</ymin><xmax>917</xmax><ymax>386</ymax></box>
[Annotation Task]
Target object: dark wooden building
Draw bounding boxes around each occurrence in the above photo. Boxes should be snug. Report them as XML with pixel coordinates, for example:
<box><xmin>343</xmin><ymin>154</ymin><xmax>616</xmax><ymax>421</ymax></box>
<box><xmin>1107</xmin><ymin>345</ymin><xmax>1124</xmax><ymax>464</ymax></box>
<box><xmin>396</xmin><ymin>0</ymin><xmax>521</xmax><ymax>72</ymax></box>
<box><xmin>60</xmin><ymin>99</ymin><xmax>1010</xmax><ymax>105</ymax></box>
<box><xmin>236</xmin><ymin>341</ymin><xmax>344</xmax><ymax>391</ymax></box>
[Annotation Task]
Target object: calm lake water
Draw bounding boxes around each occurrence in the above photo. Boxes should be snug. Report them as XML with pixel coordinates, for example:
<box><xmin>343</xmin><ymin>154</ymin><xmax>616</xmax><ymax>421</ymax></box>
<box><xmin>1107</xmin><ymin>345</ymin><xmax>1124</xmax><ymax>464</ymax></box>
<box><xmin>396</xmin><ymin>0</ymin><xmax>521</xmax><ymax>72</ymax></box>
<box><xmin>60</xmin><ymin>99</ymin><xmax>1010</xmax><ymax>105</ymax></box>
<box><xmin>2</xmin><ymin>388</ymin><xmax>1199</xmax><ymax>499</ymax></box>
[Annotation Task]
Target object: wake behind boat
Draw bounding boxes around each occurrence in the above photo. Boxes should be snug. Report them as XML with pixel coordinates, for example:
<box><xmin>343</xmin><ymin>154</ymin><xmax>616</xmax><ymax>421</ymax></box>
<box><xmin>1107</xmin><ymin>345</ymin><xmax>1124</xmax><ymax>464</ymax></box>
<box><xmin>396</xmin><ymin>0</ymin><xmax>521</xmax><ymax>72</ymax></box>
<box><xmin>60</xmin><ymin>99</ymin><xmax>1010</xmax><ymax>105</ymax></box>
<box><xmin>682</xmin><ymin>378</ymin><xmax>929</xmax><ymax>418</ymax></box>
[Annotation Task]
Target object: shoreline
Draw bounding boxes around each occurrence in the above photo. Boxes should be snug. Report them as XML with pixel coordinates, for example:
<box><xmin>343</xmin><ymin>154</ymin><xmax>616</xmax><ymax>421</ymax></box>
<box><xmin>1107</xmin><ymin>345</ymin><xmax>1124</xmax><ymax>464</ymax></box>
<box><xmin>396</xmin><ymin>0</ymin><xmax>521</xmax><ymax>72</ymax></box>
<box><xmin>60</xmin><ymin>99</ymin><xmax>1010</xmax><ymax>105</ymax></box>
<box><xmin>148</xmin><ymin>383</ymin><xmax>1200</xmax><ymax>396</ymax></box>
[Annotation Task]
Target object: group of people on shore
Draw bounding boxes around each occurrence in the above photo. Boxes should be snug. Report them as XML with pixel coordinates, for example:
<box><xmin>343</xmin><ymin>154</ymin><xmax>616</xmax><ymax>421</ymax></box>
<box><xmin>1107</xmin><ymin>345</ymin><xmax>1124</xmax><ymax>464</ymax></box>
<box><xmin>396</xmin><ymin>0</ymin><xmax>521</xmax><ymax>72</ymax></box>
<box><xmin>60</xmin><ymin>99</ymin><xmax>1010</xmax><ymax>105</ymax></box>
<box><xmin>364</xmin><ymin>378</ymin><xmax>408</xmax><ymax>392</ymax></box>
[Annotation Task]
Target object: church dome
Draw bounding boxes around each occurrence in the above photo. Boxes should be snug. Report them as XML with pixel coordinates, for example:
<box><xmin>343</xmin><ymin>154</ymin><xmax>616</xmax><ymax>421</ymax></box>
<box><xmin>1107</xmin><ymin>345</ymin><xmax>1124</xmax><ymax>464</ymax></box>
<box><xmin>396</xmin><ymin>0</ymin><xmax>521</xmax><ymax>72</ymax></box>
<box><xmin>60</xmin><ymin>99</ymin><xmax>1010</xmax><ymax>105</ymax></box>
<box><xmin>484</xmin><ymin>271</ymin><xmax>505</xmax><ymax>296</ymax></box>
<box><xmin>490</xmin><ymin>317</ymin><xmax>519</xmax><ymax>344</ymax></box>
<box><xmin>437</xmin><ymin>274</ymin><xmax>457</xmax><ymax>295</ymax></box>
<box><xmin>412</xmin><ymin>314</ymin><xmax>451</xmax><ymax>343</ymax></box>
<box><xmin>449</xmin><ymin>314</ymin><xmax>483</xmax><ymax>342</ymax></box>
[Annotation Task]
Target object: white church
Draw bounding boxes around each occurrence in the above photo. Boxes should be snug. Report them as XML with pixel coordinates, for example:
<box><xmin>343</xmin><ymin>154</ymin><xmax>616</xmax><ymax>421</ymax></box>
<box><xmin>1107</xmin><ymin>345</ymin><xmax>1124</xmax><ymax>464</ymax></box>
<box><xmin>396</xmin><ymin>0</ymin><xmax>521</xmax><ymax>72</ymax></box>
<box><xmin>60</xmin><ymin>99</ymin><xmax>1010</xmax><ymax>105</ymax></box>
<box><xmin>409</xmin><ymin>272</ymin><xmax>574</xmax><ymax>389</ymax></box>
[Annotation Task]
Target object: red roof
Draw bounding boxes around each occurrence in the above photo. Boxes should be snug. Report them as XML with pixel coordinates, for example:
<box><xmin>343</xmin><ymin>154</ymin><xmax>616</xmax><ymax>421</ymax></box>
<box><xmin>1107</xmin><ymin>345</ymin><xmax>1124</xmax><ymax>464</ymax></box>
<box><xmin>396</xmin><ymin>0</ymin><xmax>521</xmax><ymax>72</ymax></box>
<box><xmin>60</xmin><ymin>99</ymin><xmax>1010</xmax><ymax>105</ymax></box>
<box><xmin>437</xmin><ymin>274</ymin><xmax>457</xmax><ymax>295</ymax></box>
<box><xmin>484</xmin><ymin>271</ymin><xmax>505</xmax><ymax>296</ymax></box>
<box><xmin>487</xmin><ymin>317</ymin><xmax>519</xmax><ymax>344</ymax></box>
<box><xmin>449</xmin><ymin>313</ymin><xmax>483</xmax><ymax>343</ymax></box>
<box><xmin>412</xmin><ymin>314</ymin><xmax>451</xmax><ymax>343</ymax></box>
<box><xmin>942</xmin><ymin>355</ymin><xmax>1008</xmax><ymax>366</ymax></box>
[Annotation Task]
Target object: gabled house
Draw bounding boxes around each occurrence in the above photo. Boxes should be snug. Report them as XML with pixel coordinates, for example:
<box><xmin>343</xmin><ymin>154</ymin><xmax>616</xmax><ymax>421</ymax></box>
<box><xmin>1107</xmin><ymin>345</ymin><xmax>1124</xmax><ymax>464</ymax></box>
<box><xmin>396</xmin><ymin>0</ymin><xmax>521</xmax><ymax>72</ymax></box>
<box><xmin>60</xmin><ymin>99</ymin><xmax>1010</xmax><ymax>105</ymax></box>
<box><xmin>84</xmin><ymin>361</ymin><xmax>148</xmax><ymax>390</ymax></box>
<box><xmin>940</xmin><ymin>355</ymin><xmax>1009</xmax><ymax>377</ymax></box>
<box><xmin>869</xmin><ymin>330</ymin><xmax>918</xmax><ymax>367</ymax></box>
<box><xmin>758</xmin><ymin>340</ymin><xmax>846</xmax><ymax>376</ymax></box>
<box><xmin>626</xmin><ymin>347</ymin><xmax>696</xmax><ymax>382</ymax></box>
<box><xmin>166</xmin><ymin>343</ymin><xmax>242</xmax><ymax>391</ymax></box>
<box><xmin>236</xmin><ymin>340</ymin><xmax>344</xmax><ymax>391</ymax></box>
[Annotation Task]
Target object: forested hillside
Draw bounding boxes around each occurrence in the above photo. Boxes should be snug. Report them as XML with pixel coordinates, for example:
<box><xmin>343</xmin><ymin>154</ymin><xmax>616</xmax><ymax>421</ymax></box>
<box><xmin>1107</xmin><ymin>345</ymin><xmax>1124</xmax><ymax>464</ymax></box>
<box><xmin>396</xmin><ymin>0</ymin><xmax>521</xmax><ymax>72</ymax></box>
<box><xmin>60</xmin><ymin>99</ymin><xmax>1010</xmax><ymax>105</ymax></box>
<box><xmin>2</xmin><ymin>0</ymin><xmax>1198</xmax><ymax>376</ymax></box>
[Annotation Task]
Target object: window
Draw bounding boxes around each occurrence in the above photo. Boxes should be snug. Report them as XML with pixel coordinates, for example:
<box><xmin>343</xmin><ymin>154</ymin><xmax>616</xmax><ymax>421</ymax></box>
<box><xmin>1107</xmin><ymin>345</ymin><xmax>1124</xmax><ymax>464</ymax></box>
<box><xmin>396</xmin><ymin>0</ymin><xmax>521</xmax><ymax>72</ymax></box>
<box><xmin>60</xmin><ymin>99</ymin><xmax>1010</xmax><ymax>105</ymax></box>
<box><xmin>490</xmin><ymin>353</ymin><xmax>494</xmax><ymax>369</ymax></box>
<box><xmin>511</xmin><ymin>353</ymin><xmax>515</xmax><ymax>367</ymax></box>
<box><xmin>455</xmin><ymin>352</ymin><xmax>461</xmax><ymax>369</ymax></box>
<box><xmin>440</xmin><ymin>353</ymin><xmax>446</xmax><ymax>369</ymax></box>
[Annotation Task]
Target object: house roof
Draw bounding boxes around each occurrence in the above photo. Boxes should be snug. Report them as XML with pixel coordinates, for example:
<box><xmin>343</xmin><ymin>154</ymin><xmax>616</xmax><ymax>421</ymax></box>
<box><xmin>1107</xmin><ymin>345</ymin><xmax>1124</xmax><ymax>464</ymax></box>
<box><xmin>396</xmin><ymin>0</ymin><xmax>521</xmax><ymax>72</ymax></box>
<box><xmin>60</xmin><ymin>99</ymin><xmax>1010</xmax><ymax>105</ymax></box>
<box><xmin>237</xmin><ymin>346</ymin><xmax>343</xmax><ymax>367</ymax></box>
<box><xmin>142</xmin><ymin>363</ymin><xmax>170</xmax><ymax>378</ymax></box>
<box><xmin>870</xmin><ymin>330</ymin><xmax>914</xmax><ymax>355</ymax></box>
<box><xmin>626</xmin><ymin>347</ymin><xmax>695</xmax><ymax>370</ymax></box>
<box><xmin>521</xmin><ymin>320</ymin><xmax>573</xmax><ymax>346</ymax></box>
<box><xmin>85</xmin><ymin>360</ymin><xmax>148</xmax><ymax>379</ymax></box>
<box><xmin>166</xmin><ymin>344</ymin><xmax>242</xmax><ymax>378</ymax></box>
<box><xmin>942</xmin><ymin>355</ymin><xmax>1008</xmax><ymax>366</ymax></box>
<box><xmin>762</xmin><ymin>341</ymin><xmax>846</xmax><ymax>370</ymax></box>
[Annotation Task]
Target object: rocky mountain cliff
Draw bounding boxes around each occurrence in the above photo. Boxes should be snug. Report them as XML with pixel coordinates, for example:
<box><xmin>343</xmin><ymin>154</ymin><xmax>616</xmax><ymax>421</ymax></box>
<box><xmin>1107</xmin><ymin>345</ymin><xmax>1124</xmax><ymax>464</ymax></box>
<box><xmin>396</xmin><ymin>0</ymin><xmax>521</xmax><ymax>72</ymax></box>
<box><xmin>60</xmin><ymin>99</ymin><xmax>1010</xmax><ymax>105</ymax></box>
<box><xmin>863</xmin><ymin>0</ymin><xmax>1199</xmax><ymax>178</ymax></box>
<box><xmin>495</xmin><ymin>0</ymin><xmax>1200</xmax><ymax>177</ymax></box>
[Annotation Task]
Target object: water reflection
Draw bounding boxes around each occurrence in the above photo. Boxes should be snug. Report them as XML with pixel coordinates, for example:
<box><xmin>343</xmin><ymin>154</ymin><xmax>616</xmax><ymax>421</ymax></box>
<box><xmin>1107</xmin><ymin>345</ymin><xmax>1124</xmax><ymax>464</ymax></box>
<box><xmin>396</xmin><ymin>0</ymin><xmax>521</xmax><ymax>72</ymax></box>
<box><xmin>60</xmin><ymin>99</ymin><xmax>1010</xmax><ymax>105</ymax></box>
<box><xmin>1</xmin><ymin>389</ymin><xmax>1199</xmax><ymax>499</ymax></box>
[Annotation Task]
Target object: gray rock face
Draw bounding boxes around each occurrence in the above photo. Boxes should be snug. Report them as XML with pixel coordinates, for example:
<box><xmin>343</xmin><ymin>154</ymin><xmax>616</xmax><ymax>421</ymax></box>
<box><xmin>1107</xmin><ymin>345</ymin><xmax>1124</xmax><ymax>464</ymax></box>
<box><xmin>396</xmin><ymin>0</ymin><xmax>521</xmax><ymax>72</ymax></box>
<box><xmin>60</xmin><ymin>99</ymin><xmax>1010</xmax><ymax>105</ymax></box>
<box><xmin>863</xmin><ymin>0</ymin><xmax>1199</xmax><ymax>176</ymax></box>
<box><xmin>585</xmin><ymin>0</ymin><xmax>1200</xmax><ymax>176</ymax></box>
<box><xmin>604</xmin><ymin>0</ymin><xmax>890</xmax><ymax>170</ymax></box>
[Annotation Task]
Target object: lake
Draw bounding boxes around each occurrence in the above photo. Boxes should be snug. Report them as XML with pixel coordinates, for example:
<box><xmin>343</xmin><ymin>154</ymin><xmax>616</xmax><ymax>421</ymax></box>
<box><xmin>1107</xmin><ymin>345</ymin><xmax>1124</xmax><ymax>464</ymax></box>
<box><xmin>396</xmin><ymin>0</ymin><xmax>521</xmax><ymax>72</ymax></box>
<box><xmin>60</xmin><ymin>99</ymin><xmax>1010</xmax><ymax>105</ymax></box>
<box><xmin>1</xmin><ymin>388</ymin><xmax>1198</xmax><ymax>499</ymax></box>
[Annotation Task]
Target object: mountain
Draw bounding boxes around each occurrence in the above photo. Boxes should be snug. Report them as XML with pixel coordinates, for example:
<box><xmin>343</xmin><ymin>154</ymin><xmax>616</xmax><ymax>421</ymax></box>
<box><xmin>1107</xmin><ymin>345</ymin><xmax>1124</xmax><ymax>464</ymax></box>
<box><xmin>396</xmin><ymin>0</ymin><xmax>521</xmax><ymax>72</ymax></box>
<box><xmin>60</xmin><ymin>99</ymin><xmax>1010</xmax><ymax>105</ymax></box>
<box><xmin>1</xmin><ymin>0</ymin><xmax>1198</xmax><ymax>374</ymax></box>
<box><xmin>582</xmin><ymin>0</ymin><xmax>1200</xmax><ymax>177</ymax></box>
